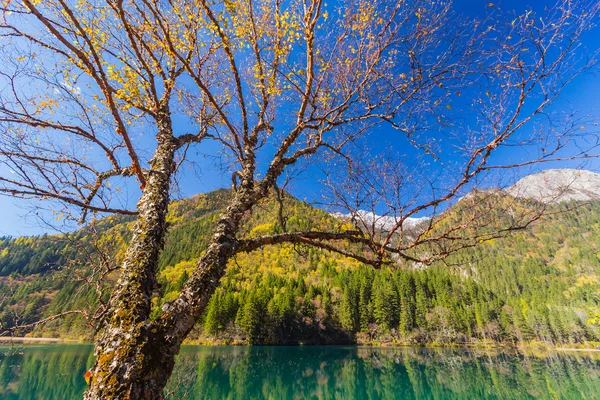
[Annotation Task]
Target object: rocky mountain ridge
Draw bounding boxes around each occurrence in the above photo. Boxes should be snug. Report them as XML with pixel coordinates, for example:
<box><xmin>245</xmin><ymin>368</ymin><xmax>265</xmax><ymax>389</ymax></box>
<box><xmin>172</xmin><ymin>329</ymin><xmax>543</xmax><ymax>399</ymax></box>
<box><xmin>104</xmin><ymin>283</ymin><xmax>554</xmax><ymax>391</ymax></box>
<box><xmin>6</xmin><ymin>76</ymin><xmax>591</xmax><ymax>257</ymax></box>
<box><xmin>332</xmin><ymin>169</ymin><xmax>600</xmax><ymax>231</ymax></box>
<box><xmin>506</xmin><ymin>168</ymin><xmax>600</xmax><ymax>203</ymax></box>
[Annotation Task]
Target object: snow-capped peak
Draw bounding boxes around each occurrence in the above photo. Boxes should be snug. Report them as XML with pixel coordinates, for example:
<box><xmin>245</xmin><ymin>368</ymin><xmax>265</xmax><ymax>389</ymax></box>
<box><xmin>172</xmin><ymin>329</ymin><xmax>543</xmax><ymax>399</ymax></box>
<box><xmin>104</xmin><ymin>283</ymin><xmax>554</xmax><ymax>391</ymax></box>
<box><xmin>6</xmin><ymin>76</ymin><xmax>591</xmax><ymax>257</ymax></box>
<box><xmin>331</xmin><ymin>210</ymin><xmax>430</xmax><ymax>231</ymax></box>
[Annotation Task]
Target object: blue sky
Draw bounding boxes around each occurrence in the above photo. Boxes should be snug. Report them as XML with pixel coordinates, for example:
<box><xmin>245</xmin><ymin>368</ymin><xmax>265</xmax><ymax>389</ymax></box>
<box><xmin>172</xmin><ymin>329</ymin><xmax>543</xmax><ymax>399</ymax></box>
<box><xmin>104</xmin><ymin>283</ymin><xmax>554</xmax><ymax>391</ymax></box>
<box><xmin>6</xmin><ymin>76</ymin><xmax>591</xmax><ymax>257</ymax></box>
<box><xmin>1</xmin><ymin>0</ymin><xmax>599</xmax><ymax>237</ymax></box>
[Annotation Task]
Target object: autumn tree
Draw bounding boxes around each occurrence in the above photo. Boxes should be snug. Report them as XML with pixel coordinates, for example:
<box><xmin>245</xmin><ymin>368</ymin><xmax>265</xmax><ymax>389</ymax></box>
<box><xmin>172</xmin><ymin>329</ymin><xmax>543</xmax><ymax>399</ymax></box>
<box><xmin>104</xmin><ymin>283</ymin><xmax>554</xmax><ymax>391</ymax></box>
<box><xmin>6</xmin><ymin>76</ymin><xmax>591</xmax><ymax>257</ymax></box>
<box><xmin>0</xmin><ymin>0</ymin><xmax>599</xmax><ymax>398</ymax></box>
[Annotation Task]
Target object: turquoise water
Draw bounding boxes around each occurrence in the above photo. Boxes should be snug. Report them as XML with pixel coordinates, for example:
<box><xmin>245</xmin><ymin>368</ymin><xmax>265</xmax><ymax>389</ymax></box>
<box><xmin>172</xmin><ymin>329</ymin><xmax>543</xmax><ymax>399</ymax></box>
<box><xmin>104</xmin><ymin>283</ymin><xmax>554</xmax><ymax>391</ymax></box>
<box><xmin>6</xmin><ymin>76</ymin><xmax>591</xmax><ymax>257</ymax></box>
<box><xmin>0</xmin><ymin>345</ymin><xmax>599</xmax><ymax>399</ymax></box>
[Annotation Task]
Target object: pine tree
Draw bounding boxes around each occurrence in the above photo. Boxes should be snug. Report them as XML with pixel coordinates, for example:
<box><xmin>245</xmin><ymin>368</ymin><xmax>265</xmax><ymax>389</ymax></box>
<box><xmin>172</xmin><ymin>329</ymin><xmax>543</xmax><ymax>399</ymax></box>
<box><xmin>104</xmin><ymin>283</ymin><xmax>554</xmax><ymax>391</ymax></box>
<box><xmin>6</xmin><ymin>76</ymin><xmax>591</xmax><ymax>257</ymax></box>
<box><xmin>339</xmin><ymin>285</ymin><xmax>358</xmax><ymax>332</ymax></box>
<box><xmin>359</xmin><ymin>277</ymin><xmax>372</xmax><ymax>332</ymax></box>
<box><xmin>512</xmin><ymin>303</ymin><xmax>533</xmax><ymax>342</ymax></box>
<box><xmin>398</xmin><ymin>273</ymin><xmax>416</xmax><ymax>337</ymax></box>
<box><xmin>204</xmin><ymin>292</ymin><xmax>223</xmax><ymax>335</ymax></box>
<box><xmin>372</xmin><ymin>275</ymin><xmax>399</xmax><ymax>332</ymax></box>
<box><xmin>414</xmin><ymin>279</ymin><xmax>429</xmax><ymax>329</ymax></box>
<box><xmin>238</xmin><ymin>292</ymin><xmax>265</xmax><ymax>344</ymax></box>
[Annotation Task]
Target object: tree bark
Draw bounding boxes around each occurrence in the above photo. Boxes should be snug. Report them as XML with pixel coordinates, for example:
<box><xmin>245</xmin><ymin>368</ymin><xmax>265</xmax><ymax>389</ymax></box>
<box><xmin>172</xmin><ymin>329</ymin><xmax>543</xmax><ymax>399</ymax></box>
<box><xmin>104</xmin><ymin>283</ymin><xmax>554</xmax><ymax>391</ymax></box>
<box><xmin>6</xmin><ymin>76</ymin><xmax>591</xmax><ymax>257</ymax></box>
<box><xmin>84</xmin><ymin>123</ymin><xmax>178</xmax><ymax>399</ymax></box>
<box><xmin>84</xmin><ymin>238</ymin><xmax>237</xmax><ymax>399</ymax></box>
<box><xmin>84</xmin><ymin>168</ymin><xmax>255</xmax><ymax>398</ymax></box>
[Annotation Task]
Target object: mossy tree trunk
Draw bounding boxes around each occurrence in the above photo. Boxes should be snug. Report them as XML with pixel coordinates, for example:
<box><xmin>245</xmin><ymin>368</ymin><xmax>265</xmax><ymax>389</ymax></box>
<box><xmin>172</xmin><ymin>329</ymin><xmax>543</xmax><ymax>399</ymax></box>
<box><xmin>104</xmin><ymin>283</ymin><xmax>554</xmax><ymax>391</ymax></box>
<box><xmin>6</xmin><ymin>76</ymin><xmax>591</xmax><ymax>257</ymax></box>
<box><xmin>84</xmin><ymin>152</ymin><xmax>256</xmax><ymax>398</ymax></box>
<box><xmin>84</xmin><ymin>236</ymin><xmax>236</xmax><ymax>399</ymax></box>
<box><xmin>83</xmin><ymin>117</ymin><xmax>178</xmax><ymax>399</ymax></box>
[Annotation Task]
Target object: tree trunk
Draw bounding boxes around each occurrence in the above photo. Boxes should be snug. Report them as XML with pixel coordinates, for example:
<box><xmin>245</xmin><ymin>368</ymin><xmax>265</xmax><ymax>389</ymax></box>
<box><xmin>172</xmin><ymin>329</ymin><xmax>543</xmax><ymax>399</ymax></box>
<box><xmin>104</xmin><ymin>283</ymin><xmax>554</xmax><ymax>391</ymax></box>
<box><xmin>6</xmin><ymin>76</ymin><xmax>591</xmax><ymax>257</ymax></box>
<box><xmin>84</xmin><ymin>168</ymin><xmax>254</xmax><ymax>398</ymax></box>
<box><xmin>85</xmin><ymin>238</ymin><xmax>237</xmax><ymax>399</ymax></box>
<box><xmin>84</xmin><ymin>129</ymin><xmax>177</xmax><ymax>399</ymax></box>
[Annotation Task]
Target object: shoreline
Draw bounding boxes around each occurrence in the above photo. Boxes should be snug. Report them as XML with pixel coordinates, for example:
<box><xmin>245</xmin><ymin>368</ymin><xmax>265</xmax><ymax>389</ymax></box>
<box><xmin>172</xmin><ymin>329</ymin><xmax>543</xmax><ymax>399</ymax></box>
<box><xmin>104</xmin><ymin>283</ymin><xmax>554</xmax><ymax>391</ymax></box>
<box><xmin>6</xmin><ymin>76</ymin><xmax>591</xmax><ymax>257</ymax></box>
<box><xmin>0</xmin><ymin>337</ymin><xmax>80</xmax><ymax>343</ymax></box>
<box><xmin>1</xmin><ymin>338</ymin><xmax>598</xmax><ymax>353</ymax></box>
<box><xmin>555</xmin><ymin>348</ymin><xmax>600</xmax><ymax>352</ymax></box>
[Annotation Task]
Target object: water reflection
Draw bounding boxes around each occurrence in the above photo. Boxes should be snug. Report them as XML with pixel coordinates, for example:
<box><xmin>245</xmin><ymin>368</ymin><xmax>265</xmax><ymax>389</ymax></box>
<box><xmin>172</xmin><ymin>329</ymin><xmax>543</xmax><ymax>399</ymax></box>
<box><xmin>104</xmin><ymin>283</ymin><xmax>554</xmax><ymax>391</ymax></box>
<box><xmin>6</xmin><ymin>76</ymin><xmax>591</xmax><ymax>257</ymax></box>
<box><xmin>0</xmin><ymin>345</ymin><xmax>598</xmax><ymax>399</ymax></box>
<box><xmin>167</xmin><ymin>346</ymin><xmax>600</xmax><ymax>400</ymax></box>
<box><xmin>0</xmin><ymin>345</ymin><xmax>92</xmax><ymax>400</ymax></box>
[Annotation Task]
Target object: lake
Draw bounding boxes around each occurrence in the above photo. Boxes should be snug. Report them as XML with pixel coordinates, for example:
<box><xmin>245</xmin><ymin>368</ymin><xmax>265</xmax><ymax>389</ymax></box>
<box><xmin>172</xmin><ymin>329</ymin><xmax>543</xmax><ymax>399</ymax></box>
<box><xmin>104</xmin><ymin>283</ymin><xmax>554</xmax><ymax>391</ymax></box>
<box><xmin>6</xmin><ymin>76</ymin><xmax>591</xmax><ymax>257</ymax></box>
<box><xmin>0</xmin><ymin>345</ymin><xmax>598</xmax><ymax>399</ymax></box>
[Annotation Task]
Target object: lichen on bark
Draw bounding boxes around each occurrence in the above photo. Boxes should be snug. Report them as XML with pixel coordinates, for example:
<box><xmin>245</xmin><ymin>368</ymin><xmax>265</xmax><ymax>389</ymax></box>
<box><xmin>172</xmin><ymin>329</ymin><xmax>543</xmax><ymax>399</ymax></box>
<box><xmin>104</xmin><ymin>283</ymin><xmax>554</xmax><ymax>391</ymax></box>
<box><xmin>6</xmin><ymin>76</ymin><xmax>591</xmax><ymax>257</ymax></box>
<box><xmin>85</xmin><ymin>122</ymin><xmax>180</xmax><ymax>399</ymax></box>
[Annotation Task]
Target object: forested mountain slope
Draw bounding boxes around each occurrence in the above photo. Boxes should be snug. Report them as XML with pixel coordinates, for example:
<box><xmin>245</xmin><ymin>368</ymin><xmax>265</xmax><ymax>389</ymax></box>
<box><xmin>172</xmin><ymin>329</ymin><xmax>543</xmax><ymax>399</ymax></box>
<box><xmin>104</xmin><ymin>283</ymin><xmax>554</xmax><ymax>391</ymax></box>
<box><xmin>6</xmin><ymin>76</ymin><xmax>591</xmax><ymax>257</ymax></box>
<box><xmin>1</xmin><ymin>186</ymin><xmax>599</xmax><ymax>346</ymax></box>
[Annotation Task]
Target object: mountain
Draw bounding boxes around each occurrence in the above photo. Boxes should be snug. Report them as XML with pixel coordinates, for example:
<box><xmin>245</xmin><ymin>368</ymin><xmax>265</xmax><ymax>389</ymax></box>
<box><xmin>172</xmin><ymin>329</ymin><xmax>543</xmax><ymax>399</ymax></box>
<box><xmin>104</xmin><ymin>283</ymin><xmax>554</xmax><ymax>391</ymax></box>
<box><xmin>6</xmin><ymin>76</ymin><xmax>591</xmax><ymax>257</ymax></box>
<box><xmin>334</xmin><ymin>169</ymin><xmax>600</xmax><ymax>232</ymax></box>
<box><xmin>1</xmin><ymin>173</ymin><xmax>599</xmax><ymax>346</ymax></box>
<box><xmin>330</xmin><ymin>210</ymin><xmax>430</xmax><ymax>231</ymax></box>
<box><xmin>506</xmin><ymin>169</ymin><xmax>600</xmax><ymax>203</ymax></box>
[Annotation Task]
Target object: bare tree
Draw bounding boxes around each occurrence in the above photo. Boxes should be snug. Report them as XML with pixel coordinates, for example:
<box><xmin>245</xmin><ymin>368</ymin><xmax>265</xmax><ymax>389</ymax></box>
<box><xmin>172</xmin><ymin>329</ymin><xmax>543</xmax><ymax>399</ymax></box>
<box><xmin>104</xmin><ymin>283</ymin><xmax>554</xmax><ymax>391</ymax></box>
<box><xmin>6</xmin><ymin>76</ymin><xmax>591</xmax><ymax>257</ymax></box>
<box><xmin>0</xmin><ymin>0</ymin><xmax>599</xmax><ymax>398</ymax></box>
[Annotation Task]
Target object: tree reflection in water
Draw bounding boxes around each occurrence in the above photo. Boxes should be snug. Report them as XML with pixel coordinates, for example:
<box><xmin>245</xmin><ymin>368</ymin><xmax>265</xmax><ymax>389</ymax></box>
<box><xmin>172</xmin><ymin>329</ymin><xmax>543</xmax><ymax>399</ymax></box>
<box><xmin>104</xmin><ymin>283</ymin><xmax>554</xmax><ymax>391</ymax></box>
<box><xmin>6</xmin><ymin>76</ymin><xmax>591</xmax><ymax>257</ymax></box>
<box><xmin>0</xmin><ymin>345</ymin><xmax>598</xmax><ymax>399</ymax></box>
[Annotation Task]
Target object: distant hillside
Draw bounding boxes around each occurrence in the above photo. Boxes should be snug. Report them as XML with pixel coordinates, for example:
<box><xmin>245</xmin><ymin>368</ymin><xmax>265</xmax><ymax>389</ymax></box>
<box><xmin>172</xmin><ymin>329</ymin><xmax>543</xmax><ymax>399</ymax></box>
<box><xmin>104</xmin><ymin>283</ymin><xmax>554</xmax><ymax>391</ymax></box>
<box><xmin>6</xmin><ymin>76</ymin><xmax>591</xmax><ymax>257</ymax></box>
<box><xmin>1</xmin><ymin>179</ymin><xmax>599</xmax><ymax>346</ymax></box>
